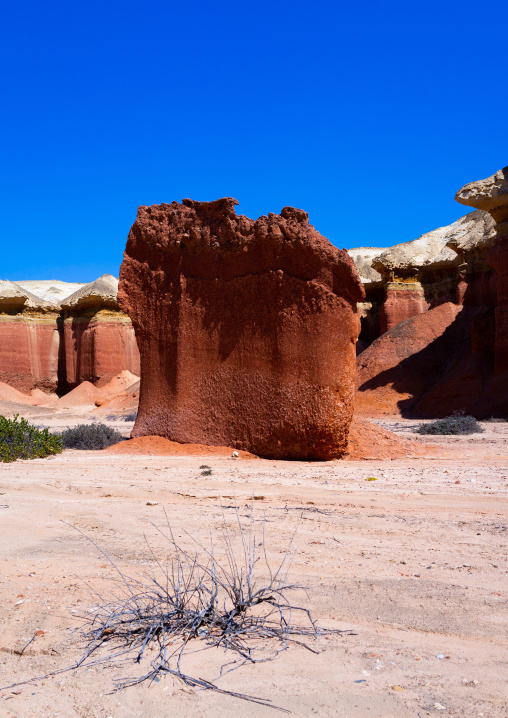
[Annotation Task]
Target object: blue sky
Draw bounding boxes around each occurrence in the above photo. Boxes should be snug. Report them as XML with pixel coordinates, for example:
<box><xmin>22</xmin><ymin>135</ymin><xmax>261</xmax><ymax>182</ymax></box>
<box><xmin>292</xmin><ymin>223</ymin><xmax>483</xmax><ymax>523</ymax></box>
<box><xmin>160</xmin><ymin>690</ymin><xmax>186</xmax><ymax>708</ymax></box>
<box><xmin>2</xmin><ymin>0</ymin><xmax>507</xmax><ymax>282</ymax></box>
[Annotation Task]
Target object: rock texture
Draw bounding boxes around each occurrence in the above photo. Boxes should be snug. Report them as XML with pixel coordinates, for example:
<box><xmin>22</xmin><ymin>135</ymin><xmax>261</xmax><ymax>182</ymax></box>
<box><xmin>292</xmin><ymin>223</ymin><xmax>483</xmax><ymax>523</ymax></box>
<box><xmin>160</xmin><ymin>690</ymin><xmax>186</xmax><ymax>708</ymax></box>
<box><xmin>60</xmin><ymin>274</ymin><xmax>140</xmax><ymax>390</ymax></box>
<box><xmin>0</xmin><ymin>281</ymin><xmax>60</xmax><ymax>393</ymax></box>
<box><xmin>119</xmin><ymin>198</ymin><xmax>364</xmax><ymax>459</ymax></box>
<box><xmin>456</xmin><ymin>167</ymin><xmax>508</xmax><ymax>374</ymax></box>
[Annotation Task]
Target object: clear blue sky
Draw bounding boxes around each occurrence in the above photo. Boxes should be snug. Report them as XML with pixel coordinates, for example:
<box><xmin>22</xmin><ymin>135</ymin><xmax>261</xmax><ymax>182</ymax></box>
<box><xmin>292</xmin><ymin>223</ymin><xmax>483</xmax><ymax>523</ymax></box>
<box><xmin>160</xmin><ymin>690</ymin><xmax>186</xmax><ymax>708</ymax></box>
<box><xmin>2</xmin><ymin>0</ymin><xmax>507</xmax><ymax>282</ymax></box>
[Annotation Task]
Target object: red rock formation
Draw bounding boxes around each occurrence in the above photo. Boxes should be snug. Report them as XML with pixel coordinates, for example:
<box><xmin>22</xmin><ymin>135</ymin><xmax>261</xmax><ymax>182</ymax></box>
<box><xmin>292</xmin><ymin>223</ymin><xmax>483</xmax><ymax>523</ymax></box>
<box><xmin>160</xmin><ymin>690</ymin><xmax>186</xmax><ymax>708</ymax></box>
<box><xmin>60</xmin><ymin>275</ymin><xmax>140</xmax><ymax>390</ymax></box>
<box><xmin>349</xmin><ymin>211</ymin><xmax>496</xmax><ymax>340</ymax></box>
<box><xmin>356</xmin><ymin>298</ymin><xmax>506</xmax><ymax>419</ymax></box>
<box><xmin>456</xmin><ymin>167</ymin><xmax>508</xmax><ymax>375</ymax></box>
<box><xmin>0</xmin><ymin>277</ymin><xmax>140</xmax><ymax>396</ymax></box>
<box><xmin>380</xmin><ymin>283</ymin><xmax>431</xmax><ymax>333</ymax></box>
<box><xmin>119</xmin><ymin>198</ymin><xmax>364</xmax><ymax>459</ymax></box>
<box><xmin>356</xmin><ymin>302</ymin><xmax>468</xmax><ymax>416</ymax></box>
<box><xmin>0</xmin><ymin>281</ymin><xmax>60</xmax><ymax>393</ymax></box>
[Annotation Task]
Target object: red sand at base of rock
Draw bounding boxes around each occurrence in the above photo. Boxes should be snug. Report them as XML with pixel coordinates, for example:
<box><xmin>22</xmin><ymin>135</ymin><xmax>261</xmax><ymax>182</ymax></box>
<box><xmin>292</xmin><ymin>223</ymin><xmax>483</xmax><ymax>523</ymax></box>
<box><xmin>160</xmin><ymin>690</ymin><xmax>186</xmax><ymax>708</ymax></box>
<box><xmin>106</xmin><ymin>435</ymin><xmax>257</xmax><ymax>458</ymax></box>
<box><xmin>346</xmin><ymin>417</ymin><xmax>425</xmax><ymax>460</ymax></box>
<box><xmin>106</xmin><ymin>418</ymin><xmax>422</xmax><ymax>461</ymax></box>
<box><xmin>0</xmin><ymin>381</ymin><xmax>37</xmax><ymax>405</ymax></box>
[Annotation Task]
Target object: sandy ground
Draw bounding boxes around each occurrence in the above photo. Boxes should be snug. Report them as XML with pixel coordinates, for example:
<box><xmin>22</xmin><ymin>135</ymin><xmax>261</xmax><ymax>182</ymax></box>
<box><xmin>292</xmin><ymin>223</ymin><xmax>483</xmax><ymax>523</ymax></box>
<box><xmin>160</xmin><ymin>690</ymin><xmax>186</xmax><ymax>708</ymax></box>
<box><xmin>0</xmin><ymin>405</ymin><xmax>507</xmax><ymax>717</ymax></box>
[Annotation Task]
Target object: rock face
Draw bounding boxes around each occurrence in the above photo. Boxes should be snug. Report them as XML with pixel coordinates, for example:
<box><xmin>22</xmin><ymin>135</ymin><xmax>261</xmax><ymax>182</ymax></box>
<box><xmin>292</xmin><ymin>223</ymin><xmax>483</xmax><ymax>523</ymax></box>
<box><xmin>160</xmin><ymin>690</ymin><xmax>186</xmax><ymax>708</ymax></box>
<box><xmin>371</xmin><ymin>211</ymin><xmax>495</xmax><ymax>333</ymax></box>
<box><xmin>0</xmin><ymin>281</ymin><xmax>60</xmax><ymax>393</ymax></box>
<box><xmin>355</xmin><ymin>300</ymin><xmax>506</xmax><ymax>418</ymax></box>
<box><xmin>347</xmin><ymin>248</ymin><xmax>385</xmax><ymax>347</ymax></box>
<box><xmin>355</xmin><ymin>168</ymin><xmax>508</xmax><ymax>419</ymax></box>
<box><xmin>15</xmin><ymin>280</ymin><xmax>86</xmax><ymax>305</ymax></box>
<box><xmin>456</xmin><ymin>167</ymin><xmax>508</xmax><ymax>374</ymax></box>
<box><xmin>0</xmin><ymin>276</ymin><xmax>140</xmax><ymax>394</ymax></box>
<box><xmin>60</xmin><ymin>275</ymin><xmax>140</xmax><ymax>390</ymax></box>
<box><xmin>119</xmin><ymin>198</ymin><xmax>364</xmax><ymax>459</ymax></box>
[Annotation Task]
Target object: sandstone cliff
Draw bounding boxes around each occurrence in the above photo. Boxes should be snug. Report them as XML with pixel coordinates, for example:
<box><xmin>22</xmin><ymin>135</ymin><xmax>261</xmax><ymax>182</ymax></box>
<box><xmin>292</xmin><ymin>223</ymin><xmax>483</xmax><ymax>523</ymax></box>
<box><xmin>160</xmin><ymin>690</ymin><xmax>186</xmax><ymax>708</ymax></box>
<box><xmin>59</xmin><ymin>274</ymin><xmax>140</xmax><ymax>390</ymax></box>
<box><xmin>0</xmin><ymin>276</ymin><xmax>140</xmax><ymax>394</ymax></box>
<box><xmin>355</xmin><ymin>167</ymin><xmax>507</xmax><ymax>418</ymax></box>
<box><xmin>349</xmin><ymin>210</ymin><xmax>496</xmax><ymax>342</ymax></box>
<box><xmin>0</xmin><ymin>280</ymin><xmax>60</xmax><ymax>393</ymax></box>
<box><xmin>456</xmin><ymin>166</ymin><xmax>508</xmax><ymax>375</ymax></box>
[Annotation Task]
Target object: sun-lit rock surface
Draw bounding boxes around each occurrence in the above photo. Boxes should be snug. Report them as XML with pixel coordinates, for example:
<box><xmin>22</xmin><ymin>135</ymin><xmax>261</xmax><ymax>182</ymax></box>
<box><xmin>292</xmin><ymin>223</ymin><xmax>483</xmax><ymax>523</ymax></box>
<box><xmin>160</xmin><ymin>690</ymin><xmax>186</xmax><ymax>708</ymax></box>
<box><xmin>15</xmin><ymin>280</ymin><xmax>85</xmax><ymax>305</ymax></box>
<box><xmin>0</xmin><ymin>281</ymin><xmax>60</xmax><ymax>393</ymax></box>
<box><xmin>120</xmin><ymin>198</ymin><xmax>364</xmax><ymax>459</ymax></box>
<box><xmin>59</xmin><ymin>274</ymin><xmax>140</xmax><ymax>390</ymax></box>
<box><xmin>0</xmin><ymin>275</ymin><xmax>140</xmax><ymax>394</ymax></box>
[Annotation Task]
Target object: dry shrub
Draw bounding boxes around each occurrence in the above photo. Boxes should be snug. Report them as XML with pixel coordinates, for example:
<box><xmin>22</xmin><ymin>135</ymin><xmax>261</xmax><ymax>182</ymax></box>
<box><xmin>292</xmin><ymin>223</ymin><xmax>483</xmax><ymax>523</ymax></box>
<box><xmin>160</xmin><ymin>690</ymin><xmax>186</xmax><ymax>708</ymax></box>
<box><xmin>3</xmin><ymin>504</ymin><xmax>351</xmax><ymax>709</ymax></box>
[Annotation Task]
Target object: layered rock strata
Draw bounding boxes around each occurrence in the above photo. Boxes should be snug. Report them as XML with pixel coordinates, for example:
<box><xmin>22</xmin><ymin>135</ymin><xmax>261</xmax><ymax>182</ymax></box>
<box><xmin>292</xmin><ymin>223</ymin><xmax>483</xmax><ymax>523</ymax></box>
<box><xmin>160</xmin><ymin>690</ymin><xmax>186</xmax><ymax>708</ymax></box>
<box><xmin>119</xmin><ymin>198</ymin><xmax>364</xmax><ymax>459</ymax></box>
<box><xmin>0</xmin><ymin>276</ymin><xmax>140</xmax><ymax>394</ymax></box>
<box><xmin>0</xmin><ymin>281</ymin><xmax>60</xmax><ymax>393</ymax></box>
<box><xmin>456</xmin><ymin>167</ymin><xmax>508</xmax><ymax>374</ymax></box>
<box><xmin>355</xmin><ymin>168</ymin><xmax>507</xmax><ymax>418</ymax></box>
<box><xmin>371</xmin><ymin>211</ymin><xmax>495</xmax><ymax>333</ymax></box>
<box><xmin>60</xmin><ymin>274</ymin><xmax>140</xmax><ymax>390</ymax></box>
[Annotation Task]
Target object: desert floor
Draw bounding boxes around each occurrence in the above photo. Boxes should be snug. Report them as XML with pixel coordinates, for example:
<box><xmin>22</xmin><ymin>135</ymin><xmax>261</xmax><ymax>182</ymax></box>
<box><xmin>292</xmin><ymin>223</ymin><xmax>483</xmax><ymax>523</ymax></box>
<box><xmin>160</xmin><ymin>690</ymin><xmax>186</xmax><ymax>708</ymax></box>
<box><xmin>0</xmin><ymin>407</ymin><xmax>507</xmax><ymax>718</ymax></box>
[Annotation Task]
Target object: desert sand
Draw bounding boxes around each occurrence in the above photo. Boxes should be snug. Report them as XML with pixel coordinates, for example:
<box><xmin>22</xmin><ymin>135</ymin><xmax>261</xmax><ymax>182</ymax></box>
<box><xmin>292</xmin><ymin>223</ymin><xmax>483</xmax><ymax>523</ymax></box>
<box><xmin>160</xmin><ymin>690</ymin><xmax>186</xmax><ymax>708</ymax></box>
<box><xmin>0</xmin><ymin>403</ymin><xmax>507</xmax><ymax>717</ymax></box>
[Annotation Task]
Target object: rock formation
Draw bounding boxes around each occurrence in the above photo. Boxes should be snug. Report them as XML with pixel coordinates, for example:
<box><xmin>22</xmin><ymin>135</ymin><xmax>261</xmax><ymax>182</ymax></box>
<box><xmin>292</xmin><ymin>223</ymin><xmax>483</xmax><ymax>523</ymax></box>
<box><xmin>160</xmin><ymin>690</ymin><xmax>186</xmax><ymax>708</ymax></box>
<box><xmin>456</xmin><ymin>167</ymin><xmax>508</xmax><ymax>374</ymax></box>
<box><xmin>347</xmin><ymin>248</ymin><xmax>384</xmax><ymax>349</ymax></box>
<box><xmin>0</xmin><ymin>275</ymin><xmax>140</xmax><ymax>395</ymax></box>
<box><xmin>0</xmin><ymin>281</ymin><xmax>60</xmax><ymax>393</ymax></box>
<box><xmin>60</xmin><ymin>274</ymin><xmax>139</xmax><ymax>390</ymax></box>
<box><xmin>355</xmin><ymin>167</ymin><xmax>508</xmax><ymax>418</ymax></box>
<box><xmin>119</xmin><ymin>198</ymin><xmax>364</xmax><ymax>459</ymax></box>
<box><xmin>15</xmin><ymin>280</ymin><xmax>86</xmax><ymax>305</ymax></box>
<box><xmin>371</xmin><ymin>211</ymin><xmax>495</xmax><ymax>333</ymax></box>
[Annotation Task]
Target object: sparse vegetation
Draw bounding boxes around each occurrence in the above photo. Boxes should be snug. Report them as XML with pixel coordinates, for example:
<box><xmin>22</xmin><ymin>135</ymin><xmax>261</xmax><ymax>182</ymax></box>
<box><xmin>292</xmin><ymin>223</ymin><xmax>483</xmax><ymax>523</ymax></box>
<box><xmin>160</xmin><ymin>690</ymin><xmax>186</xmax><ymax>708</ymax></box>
<box><xmin>416</xmin><ymin>412</ymin><xmax>484</xmax><ymax>435</ymax></box>
<box><xmin>0</xmin><ymin>414</ymin><xmax>62</xmax><ymax>463</ymax></box>
<box><xmin>60</xmin><ymin>423</ymin><xmax>124</xmax><ymax>450</ymax></box>
<box><xmin>1</xmin><ymin>506</ymin><xmax>350</xmax><ymax>708</ymax></box>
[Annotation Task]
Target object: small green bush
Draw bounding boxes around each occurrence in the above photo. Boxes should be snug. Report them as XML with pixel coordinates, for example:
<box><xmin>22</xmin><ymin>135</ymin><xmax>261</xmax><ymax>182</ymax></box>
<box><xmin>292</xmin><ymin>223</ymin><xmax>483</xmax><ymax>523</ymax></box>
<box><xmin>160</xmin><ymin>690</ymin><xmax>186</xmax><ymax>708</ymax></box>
<box><xmin>61</xmin><ymin>423</ymin><xmax>124</xmax><ymax>450</ymax></box>
<box><xmin>0</xmin><ymin>414</ymin><xmax>63</xmax><ymax>463</ymax></box>
<box><xmin>416</xmin><ymin>412</ymin><xmax>484</xmax><ymax>435</ymax></box>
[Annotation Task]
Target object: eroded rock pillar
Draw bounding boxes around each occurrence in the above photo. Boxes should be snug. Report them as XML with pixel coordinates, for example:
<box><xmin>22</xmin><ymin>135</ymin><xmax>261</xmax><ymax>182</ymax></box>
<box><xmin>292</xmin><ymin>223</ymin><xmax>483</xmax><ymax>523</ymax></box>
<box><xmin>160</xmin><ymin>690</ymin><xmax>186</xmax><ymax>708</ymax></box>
<box><xmin>119</xmin><ymin>198</ymin><xmax>364</xmax><ymax>459</ymax></box>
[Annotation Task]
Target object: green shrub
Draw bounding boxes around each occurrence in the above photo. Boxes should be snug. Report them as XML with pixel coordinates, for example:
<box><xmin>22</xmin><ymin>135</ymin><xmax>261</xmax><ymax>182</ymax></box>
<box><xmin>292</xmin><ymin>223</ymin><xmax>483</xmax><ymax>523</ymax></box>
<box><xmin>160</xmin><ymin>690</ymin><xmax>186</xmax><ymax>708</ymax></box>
<box><xmin>416</xmin><ymin>412</ymin><xmax>484</xmax><ymax>435</ymax></box>
<box><xmin>0</xmin><ymin>414</ymin><xmax>63</xmax><ymax>463</ymax></box>
<box><xmin>61</xmin><ymin>423</ymin><xmax>124</xmax><ymax>450</ymax></box>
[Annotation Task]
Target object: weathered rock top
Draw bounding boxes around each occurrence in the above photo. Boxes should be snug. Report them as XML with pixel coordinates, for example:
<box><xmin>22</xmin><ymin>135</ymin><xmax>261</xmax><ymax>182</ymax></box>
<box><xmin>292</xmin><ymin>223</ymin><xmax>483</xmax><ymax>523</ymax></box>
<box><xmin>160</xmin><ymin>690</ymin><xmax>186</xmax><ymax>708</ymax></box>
<box><xmin>15</xmin><ymin>280</ymin><xmax>86</xmax><ymax>305</ymax></box>
<box><xmin>124</xmin><ymin>198</ymin><xmax>364</xmax><ymax>304</ymax></box>
<box><xmin>60</xmin><ymin>274</ymin><xmax>119</xmax><ymax>311</ymax></box>
<box><xmin>0</xmin><ymin>280</ymin><xmax>59</xmax><ymax>312</ymax></box>
<box><xmin>456</xmin><ymin>166</ymin><xmax>508</xmax><ymax>223</ymax></box>
<box><xmin>347</xmin><ymin>248</ymin><xmax>384</xmax><ymax>285</ymax></box>
<box><xmin>372</xmin><ymin>211</ymin><xmax>494</xmax><ymax>275</ymax></box>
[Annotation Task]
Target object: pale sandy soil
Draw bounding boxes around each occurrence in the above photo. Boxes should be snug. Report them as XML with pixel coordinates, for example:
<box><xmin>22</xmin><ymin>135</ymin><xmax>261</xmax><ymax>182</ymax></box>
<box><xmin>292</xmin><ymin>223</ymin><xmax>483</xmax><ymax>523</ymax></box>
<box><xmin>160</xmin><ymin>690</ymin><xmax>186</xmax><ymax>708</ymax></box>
<box><xmin>0</xmin><ymin>406</ymin><xmax>507</xmax><ymax>717</ymax></box>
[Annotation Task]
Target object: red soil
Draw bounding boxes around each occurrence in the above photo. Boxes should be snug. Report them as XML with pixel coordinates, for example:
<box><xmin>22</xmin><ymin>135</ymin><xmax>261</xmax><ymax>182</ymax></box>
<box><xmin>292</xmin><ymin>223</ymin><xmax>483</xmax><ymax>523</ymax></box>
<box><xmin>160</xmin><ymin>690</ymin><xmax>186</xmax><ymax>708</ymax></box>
<box><xmin>106</xmin><ymin>435</ymin><xmax>257</xmax><ymax>458</ymax></box>
<box><xmin>105</xmin><ymin>419</ymin><xmax>420</xmax><ymax>462</ymax></box>
<box><xmin>346</xmin><ymin>417</ymin><xmax>425</xmax><ymax>460</ymax></box>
